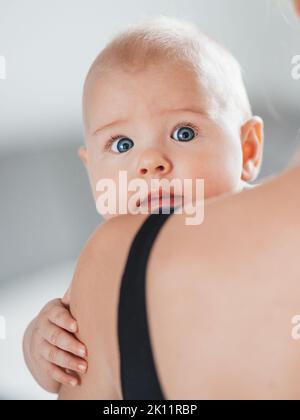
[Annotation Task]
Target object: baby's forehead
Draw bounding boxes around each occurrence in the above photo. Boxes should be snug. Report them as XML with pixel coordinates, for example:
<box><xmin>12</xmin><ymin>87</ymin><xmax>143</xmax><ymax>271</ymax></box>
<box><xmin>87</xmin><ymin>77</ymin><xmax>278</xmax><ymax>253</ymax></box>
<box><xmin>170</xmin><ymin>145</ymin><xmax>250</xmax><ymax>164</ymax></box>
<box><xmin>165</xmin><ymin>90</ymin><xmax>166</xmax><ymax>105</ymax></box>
<box><xmin>83</xmin><ymin>62</ymin><xmax>215</xmax><ymax>129</ymax></box>
<box><xmin>86</xmin><ymin>61</ymin><xmax>202</xmax><ymax>95</ymax></box>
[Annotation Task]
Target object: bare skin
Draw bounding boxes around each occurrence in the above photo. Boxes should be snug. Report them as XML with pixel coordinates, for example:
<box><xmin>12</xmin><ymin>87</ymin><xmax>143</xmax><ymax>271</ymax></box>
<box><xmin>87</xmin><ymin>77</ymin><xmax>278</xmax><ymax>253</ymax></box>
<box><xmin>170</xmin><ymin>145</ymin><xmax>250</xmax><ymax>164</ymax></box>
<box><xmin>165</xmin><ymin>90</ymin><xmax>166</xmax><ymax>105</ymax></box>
<box><xmin>23</xmin><ymin>1</ymin><xmax>300</xmax><ymax>392</ymax></box>
<box><xmin>58</xmin><ymin>163</ymin><xmax>300</xmax><ymax>400</ymax></box>
<box><xmin>23</xmin><ymin>57</ymin><xmax>263</xmax><ymax>392</ymax></box>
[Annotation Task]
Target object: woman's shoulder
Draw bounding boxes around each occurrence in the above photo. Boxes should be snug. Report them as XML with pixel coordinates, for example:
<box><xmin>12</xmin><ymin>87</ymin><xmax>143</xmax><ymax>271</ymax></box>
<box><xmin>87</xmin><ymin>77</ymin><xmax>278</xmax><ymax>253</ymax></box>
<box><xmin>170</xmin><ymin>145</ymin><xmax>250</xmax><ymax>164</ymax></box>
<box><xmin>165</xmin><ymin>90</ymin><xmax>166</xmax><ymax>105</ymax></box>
<box><xmin>66</xmin><ymin>212</ymin><xmax>152</xmax><ymax>398</ymax></box>
<box><xmin>71</xmin><ymin>213</ymin><xmax>151</xmax><ymax>296</ymax></box>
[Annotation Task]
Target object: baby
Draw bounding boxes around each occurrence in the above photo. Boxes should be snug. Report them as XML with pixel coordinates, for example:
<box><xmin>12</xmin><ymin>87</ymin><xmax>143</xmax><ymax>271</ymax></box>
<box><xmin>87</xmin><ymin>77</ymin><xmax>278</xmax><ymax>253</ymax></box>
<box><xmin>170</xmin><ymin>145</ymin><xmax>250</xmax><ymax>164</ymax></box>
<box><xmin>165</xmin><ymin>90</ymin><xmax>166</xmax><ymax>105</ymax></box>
<box><xmin>23</xmin><ymin>15</ymin><xmax>264</xmax><ymax>393</ymax></box>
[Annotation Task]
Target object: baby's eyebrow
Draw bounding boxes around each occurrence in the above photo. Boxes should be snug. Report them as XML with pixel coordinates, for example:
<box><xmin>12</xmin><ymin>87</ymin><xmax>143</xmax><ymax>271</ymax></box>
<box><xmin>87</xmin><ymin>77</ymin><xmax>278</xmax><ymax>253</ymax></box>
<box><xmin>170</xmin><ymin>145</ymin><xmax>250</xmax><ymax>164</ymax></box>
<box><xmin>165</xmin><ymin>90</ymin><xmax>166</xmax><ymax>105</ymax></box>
<box><xmin>163</xmin><ymin>107</ymin><xmax>208</xmax><ymax>117</ymax></box>
<box><xmin>92</xmin><ymin>107</ymin><xmax>207</xmax><ymax>136</ymax></box>
<box><xmin>92</xmin><ymin>118</ymin><xmax>129</xmax><ymax>136</ymax></box>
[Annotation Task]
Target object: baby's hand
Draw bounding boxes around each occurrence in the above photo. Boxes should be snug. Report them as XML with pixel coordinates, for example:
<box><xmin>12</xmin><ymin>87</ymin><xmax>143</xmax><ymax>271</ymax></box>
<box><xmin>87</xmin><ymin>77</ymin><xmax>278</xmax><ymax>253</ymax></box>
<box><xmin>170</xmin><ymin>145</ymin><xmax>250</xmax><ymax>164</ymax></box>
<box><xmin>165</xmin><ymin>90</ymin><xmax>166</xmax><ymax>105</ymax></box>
<box><xmin>29</xmin><ymin>296</ymin><xmax>88</xmax><ymax>389</ymax></box>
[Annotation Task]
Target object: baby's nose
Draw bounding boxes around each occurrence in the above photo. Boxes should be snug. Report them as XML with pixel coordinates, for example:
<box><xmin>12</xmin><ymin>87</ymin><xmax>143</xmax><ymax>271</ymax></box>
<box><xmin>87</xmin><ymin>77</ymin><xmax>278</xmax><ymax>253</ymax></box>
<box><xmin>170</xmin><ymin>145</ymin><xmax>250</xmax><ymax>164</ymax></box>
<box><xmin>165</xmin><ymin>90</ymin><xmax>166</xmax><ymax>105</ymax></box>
<box><xmin>137</xmin><ymin>150</ymin><xmax>172</xmax><ymax>176</ymax></box>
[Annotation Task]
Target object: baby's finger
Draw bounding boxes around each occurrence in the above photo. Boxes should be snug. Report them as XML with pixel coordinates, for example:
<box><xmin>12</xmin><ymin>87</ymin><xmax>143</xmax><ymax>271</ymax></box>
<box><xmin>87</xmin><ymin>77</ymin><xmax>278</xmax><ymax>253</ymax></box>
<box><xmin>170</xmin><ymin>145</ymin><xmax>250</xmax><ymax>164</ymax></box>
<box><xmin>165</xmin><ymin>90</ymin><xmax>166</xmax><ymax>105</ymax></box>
<box><xmin>41</xmin><ymin>340</ymin><xmax>88</xmax><ymax>374</ymax></box>
<box><xmin>48</xmin><ymin>304</ymin><xmax>77</xmax><ymax>333</ymax></box>
<box><xmin>62</xmin><ymin>288</ymin><xmax>71</xmax><ymax>306</ymax></box>
<box><xmin>44</xmin><ymin>361</ymin><xmax>79</xmax><ymax>387</ymax></box>
<box><xmin>43</xmin><ymin>323</ymin><xmax>86</xmax><ymax>358</ymax></box>
<box><xmin>36</xmin><ymin>355</ymin><xmax>78</xmax><ymax>387</ymax></box>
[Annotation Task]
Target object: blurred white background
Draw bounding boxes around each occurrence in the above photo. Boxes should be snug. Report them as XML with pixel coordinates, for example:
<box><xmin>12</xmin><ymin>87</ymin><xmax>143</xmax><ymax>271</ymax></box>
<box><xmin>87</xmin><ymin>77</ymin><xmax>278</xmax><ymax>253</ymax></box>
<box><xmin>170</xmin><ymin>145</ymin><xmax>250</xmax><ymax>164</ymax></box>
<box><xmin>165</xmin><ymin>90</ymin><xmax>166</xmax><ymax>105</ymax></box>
<box><xmin>0</xmin><ymin>0</ymin><xmax>299</xmax><ymax>400</ymax></box>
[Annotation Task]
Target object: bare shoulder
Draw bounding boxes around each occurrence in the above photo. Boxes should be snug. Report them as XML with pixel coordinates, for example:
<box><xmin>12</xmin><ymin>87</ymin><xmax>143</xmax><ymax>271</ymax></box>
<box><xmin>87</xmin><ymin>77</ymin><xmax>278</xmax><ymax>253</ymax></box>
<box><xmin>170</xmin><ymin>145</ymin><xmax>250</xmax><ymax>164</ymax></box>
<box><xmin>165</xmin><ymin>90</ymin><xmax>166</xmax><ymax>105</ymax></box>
<box><xmin>59</xmin><ymin>213</ymin><xmax>150</xmax><ymax>400</ymax></box>
<box><xmin>70</xmin><ymin>212</ymin><xmax>151</xmax><ymax>298</ymax></box>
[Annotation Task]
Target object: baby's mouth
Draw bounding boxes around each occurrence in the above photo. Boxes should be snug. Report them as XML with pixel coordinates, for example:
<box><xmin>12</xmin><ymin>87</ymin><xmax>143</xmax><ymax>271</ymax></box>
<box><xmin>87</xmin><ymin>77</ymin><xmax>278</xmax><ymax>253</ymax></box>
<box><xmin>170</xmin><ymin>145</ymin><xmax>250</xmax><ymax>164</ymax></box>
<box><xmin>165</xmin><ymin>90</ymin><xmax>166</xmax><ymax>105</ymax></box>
<box><xmin>136</xmin><ymin>189</ymin><xmax>183</xmax><ymax>210</ymax></box>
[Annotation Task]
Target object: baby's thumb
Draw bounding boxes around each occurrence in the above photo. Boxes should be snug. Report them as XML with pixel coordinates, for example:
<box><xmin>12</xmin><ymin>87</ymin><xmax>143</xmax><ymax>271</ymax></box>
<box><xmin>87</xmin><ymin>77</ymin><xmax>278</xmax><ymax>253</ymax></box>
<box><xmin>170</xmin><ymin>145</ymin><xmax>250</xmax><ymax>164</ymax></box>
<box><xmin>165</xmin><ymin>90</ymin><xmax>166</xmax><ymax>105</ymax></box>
<box><xmin>62</xmin><ymin>287</ymin><xmax>71</xmax><ymax>306</ymax></box>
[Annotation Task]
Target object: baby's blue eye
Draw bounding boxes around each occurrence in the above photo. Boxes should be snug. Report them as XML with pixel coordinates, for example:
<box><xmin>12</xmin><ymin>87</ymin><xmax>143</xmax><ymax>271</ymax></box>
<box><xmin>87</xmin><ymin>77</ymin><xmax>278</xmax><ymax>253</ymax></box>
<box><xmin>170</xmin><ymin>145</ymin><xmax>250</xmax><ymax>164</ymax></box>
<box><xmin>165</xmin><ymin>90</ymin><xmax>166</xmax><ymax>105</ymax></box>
<box><xmin>111</xmin><ymin>137</ymin><xmax>134</xmax><ymax>153</ymax></box>
<box><xmin>108</xmin><ymin>123</ymin><xmax>198</xmax><ymax>154</ymax></box>
<box><xmin>172</xmin><ymin>126</ymin><xmax>196</xmax><ymax>142</ymax></box>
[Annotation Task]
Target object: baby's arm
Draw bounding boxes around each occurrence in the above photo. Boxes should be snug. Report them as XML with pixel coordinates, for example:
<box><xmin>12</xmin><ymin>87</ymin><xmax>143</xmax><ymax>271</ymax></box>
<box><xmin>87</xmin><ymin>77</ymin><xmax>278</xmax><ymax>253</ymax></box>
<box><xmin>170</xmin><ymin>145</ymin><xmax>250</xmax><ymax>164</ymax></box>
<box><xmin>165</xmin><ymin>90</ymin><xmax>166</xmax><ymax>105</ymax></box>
<box><xmin>23</xmin><ymin>291</ymin><xmax>88</xmax><ymax>393</ymax></box>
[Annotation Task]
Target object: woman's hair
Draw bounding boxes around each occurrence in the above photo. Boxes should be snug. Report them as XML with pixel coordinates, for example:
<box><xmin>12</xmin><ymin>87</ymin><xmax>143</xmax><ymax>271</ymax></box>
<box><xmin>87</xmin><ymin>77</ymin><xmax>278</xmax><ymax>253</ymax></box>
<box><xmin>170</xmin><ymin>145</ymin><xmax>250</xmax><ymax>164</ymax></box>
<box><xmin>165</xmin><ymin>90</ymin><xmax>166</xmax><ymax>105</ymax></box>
<box><xmin>83</xmin><ymin>15</ymin><xmax>252</xmax><ymax>125</ymax></box>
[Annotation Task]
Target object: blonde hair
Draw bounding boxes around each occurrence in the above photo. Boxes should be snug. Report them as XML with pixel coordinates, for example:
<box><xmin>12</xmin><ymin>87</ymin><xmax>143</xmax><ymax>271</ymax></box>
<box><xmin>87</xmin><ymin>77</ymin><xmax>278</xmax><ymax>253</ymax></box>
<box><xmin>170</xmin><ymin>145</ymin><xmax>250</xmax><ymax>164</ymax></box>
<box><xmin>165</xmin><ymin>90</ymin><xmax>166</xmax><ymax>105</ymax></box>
<box><xmin>83</xmin><ymin>15</ymin><xmax>252</xmax><ymax>126</ymax></box>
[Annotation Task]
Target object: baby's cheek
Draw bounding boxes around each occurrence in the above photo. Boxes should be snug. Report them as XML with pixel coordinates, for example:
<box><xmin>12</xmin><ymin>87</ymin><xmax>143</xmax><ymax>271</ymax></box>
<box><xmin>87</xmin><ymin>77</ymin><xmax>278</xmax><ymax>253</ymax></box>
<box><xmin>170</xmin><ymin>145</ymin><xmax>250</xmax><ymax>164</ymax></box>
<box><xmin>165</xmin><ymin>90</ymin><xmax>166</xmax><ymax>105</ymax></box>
<box><xmin>203</xmin><ymin>156</ymin><xmax>242</xmax><ymax>198</ymax></box>
<box><xmin>205</xmin><ymin>176</ymin><xmax>234</xmax><ymax>199</ymax></box>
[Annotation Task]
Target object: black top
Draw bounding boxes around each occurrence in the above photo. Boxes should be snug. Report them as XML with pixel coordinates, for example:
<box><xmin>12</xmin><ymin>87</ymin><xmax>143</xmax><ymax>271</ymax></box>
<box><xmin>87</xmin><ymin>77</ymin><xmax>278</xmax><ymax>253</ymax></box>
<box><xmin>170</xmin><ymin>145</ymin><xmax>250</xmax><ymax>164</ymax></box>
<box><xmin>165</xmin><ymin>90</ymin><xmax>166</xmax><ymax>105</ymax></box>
<box><xmin>118</xmin><ymin>207</ymin><xmax>177</xmax><ymax>400</ymax></box>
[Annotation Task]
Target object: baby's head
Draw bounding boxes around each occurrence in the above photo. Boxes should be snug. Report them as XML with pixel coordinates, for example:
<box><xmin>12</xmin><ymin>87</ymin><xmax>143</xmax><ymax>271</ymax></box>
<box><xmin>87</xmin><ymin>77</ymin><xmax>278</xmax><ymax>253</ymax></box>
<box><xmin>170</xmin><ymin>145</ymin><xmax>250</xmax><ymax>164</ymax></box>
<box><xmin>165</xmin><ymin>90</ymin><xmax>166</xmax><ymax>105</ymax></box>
<box><xmin>80</xmin><ymin>16</ymin><xmax>264</xmax><ymax>220</ymax></box>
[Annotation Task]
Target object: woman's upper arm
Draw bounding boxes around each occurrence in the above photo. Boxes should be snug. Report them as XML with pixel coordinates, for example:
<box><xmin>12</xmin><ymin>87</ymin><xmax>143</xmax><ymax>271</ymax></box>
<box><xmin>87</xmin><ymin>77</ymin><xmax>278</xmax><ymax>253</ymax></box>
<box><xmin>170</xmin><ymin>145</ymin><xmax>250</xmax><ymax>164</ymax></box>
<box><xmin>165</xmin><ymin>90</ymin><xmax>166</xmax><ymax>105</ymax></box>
<box><xmin>59</xmin><ymin>213</ymin><xmax>149</xmax><ymax>400</ymax></box>
<box><xmin>59</xmin><ymin>219</ymin><xmax>123</xmax><ymax>400</ymax></box>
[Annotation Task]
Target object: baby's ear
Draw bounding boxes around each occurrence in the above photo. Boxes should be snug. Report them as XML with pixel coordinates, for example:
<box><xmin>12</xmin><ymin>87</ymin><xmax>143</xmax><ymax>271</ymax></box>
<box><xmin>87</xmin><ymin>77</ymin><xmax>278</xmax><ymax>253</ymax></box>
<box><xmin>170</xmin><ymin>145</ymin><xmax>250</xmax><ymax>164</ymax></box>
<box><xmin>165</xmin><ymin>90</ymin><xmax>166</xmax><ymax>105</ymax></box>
<box><xmin>240</xmin><ymin>116</ymin><xmax>264</xmax><ymax>182</ymax></box>
<box><xmin>78</xmin><ymin>146</ymin><xmax>88</xmax><ymax>167</ymax></box>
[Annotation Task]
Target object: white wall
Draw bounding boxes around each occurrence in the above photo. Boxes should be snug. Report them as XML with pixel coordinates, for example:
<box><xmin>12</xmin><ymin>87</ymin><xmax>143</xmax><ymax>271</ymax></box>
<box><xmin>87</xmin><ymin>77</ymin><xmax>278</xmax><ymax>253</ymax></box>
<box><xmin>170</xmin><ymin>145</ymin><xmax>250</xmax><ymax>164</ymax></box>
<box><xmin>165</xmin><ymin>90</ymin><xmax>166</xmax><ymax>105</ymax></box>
<box><xmin>0</xmin><ymin>0</ymin><xmax>299</xmax><ymax>152</ymax></box>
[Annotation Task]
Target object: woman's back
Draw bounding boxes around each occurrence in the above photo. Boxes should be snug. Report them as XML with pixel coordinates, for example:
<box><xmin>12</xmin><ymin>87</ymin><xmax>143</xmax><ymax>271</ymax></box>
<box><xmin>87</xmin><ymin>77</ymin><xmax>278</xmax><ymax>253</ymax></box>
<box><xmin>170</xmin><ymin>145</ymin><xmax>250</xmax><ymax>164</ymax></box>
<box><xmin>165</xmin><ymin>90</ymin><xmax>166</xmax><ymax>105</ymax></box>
<box><xmin>59</xmin><ymin>168</ymin><xmax>300</xmax><ymax>399</ymax></box>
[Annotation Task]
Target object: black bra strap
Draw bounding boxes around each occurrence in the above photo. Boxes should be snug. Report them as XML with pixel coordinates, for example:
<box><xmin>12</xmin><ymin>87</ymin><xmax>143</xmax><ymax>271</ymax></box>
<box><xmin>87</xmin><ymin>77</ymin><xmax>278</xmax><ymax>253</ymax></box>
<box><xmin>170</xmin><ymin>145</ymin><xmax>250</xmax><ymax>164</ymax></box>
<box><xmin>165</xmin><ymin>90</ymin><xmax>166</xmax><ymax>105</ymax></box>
<box><xmin>118</xmin><ymin>208</ymin><xmax>177</xmax><ymax>400</ymax></box>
